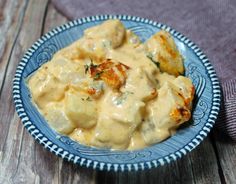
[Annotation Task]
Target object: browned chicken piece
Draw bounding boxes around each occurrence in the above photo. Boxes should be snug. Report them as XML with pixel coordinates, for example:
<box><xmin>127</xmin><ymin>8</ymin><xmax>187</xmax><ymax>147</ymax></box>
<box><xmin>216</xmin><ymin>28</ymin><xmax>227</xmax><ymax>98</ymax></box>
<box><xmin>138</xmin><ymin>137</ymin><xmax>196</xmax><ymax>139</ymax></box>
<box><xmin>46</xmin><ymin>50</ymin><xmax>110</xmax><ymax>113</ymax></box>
<box><xmin>141</xmin><ymin>76</ymin><xmax>195</xmax><ymax>144</ymax></box>
<box><xmin>169</xmin><ymin>77</ymin><xmax>195</xmax><ymax>124</ymax></box>
<box><xmin>87</xmin><ymin>59</ymin><xmax>130</xmax><ymax>89</ymax></box>
<box><xmin>170</xmin><ymin>106</ymin><xmax>191</xmax><ymax>125</ymax></box>
<box><xmin>145</xmin><ymin>30</ymin><xmax>184</xmax><ymax>76</ymax></box>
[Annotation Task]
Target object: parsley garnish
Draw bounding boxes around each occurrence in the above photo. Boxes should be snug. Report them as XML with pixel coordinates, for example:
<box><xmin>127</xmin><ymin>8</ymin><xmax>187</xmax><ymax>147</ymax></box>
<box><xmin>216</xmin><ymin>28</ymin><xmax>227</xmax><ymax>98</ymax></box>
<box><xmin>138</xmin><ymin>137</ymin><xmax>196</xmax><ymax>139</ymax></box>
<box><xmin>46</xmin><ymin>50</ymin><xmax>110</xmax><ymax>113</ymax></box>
<box><xmin>90</xmin><ymin>60</ymin><xmax>98</xmax><ymax>68</ymax></box>
<box><xmin>153</xmin><ymin>61</ymin><xmax>160</xmax><ymax>68</ymax></box>
<box><xmin>84</xmin><ymin>59</ymin><xmax>98</xmax><ymax>74</ymax></box>
<box><xmin>86</xmin><ymin>96</ymin><xmax>92</xmax><ymax>101</ymax></box>
<box><xmin>84</xmin><ymin>64</ymin><xmax>89</xmax><ymax>74</ymax></box>
<box><xmin>93</xmin><ymin>71</ymin><xmax>103</xmax><ymax>80</ymax></box>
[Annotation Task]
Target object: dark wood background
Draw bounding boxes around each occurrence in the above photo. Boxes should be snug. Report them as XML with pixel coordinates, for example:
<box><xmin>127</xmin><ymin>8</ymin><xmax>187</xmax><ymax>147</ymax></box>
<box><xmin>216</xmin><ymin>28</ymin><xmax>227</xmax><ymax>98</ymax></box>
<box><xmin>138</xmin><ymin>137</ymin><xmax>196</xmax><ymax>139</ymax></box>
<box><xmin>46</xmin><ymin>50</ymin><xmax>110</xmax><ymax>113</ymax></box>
<box><xmin>0</xmin><ymin>0</ymin><xmax>236</xmax><ymax>183</ymax></box>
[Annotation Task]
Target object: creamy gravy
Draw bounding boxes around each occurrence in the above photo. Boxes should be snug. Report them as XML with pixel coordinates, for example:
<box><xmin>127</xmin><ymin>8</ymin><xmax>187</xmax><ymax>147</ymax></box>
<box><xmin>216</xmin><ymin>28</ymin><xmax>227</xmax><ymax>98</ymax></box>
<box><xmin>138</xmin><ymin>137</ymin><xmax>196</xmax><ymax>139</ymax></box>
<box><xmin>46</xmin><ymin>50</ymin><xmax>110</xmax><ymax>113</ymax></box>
<box><xmin>28</xmin><ymin>20</ymin><xmax>194</xmax><ymax>150</ymax></box>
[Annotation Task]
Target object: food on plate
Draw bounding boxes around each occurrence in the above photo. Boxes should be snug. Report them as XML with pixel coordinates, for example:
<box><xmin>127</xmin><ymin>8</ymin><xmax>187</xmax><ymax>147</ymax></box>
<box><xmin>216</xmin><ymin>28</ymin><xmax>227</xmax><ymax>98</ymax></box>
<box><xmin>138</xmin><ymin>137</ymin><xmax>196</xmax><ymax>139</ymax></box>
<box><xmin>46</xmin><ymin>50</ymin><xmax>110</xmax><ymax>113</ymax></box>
<box><xmin>145</xmin><ymin>30</ymin><xmax>184</xmax><ymax>76</ymax></box>
<box><xmin>27</xmin><ymin>20</ymin><xmax>195</xmax><ymax>150</ymax></box>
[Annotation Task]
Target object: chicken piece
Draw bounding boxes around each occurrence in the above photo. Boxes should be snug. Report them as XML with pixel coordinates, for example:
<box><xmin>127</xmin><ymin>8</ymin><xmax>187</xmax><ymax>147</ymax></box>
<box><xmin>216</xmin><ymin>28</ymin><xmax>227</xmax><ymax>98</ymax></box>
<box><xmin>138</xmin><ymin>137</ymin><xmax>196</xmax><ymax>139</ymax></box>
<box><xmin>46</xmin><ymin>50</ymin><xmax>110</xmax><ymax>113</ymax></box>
<box><xmin>69</xmin><ymin>128</ymin><xmax>95</xmax><ymax>146</ymax></box>
<box><xmin>92</xmin><ymin>90</ymin><xmax>145</xmax><ymax>149</ymax></box>
<box><xmin>76</xmin><ymin>19</ymin><xmax>126</xmax><ymax>62</ymax></box>
<box><xmin>76</xmin><ymin>38</ymin><xmax>108</xmax><ymax>62</ymax></box>
<box><xmin>45</xmin><ymin>55</ymin><xmax>86</xmax><ymax>84</ymax></box>
<box><xmin>172</xmin><ymin>76</ymin><xmax>195</xmax><ymax>108</ymax></box>
<box><xmin>145</xmin><ymin>30</ymin><xmax>184</xmax><ymax>76</ymax></box>
<box><xmin>155</xmin><ymin>72</ymin><xmax>176</xmax><ymax>89</ymax></box>
<box><xmin>43</xmin><ymin>102</ymin><xmax>75</xmax><ymax>134</ymax></box>
<box><xmin>84</xmin><ymin>19</ymin><xmax>126</xmax><ymax>48</ymax></box>
<box><xmin>72</xmin><ymin>78</ymin><xmax>104</xmax><ymax>99</ymax></box>
<box><xmin>28</xmin><ymin>67</ymin><xmax>67</xmax><ymax>109</ymax></box>
<box><xmin>64</xmin><ymin>90</ymin><xmax>97</xmax><ymax>129</ymax></box>
<box><xmin>92</xmin><ymin>118</ymin><xmax>133</xmax><ymax>149</ymax></box>
<box><xmin>141</xmin><ymin>77</ymin><xmax>194</xmax><ymax>144</ymax></box>
<box><xmin>107</xmin><ymin>44</ymin><xmax>159</xmax><ymax>74</ymax></box>
<box><xmin>121</xmin><ymin>67</ymin><xmax>157</xmax><ymax>102</ymax></box>
<box><xmin>87</xmin><ymin>59</ymin><xmax>129</xmax><ymax>89</ymax></box>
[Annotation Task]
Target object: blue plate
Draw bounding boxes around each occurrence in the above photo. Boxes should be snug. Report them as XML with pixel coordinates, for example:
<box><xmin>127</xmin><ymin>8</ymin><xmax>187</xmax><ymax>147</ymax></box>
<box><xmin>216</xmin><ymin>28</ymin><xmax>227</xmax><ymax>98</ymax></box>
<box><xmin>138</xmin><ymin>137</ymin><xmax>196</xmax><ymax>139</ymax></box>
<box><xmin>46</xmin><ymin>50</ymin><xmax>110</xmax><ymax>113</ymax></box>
<box><xmin>13</xmin><ymin>15</ymin><xmax>221</xmax><ymax>171</ymax></box>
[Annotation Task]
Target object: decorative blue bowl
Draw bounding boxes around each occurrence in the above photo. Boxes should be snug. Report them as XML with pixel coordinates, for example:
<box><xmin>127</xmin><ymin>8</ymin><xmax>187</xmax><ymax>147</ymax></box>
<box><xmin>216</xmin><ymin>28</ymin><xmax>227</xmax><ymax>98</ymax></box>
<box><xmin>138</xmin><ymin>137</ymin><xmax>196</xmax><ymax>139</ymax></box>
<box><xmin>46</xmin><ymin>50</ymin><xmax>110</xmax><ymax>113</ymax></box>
<box><xmin>13</xmin><ymin>15</ymin><xmax>221</xmax><ymax>172</ymax></box>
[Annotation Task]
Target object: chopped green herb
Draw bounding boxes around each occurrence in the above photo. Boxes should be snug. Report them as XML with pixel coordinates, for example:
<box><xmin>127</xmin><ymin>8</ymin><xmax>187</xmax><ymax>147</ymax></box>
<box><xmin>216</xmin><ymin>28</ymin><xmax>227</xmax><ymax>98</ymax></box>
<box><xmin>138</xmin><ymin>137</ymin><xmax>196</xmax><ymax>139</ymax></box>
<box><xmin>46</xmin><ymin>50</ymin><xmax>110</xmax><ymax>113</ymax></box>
<box><xmin>84</xmin><ymin>59</ymin><xmax>98</xmax><ymax>74</ymax></box>
<box><xmin>126</xmin><ymin>91</ymin><xmax>134</xmax><ymax>95</ymax></box>
<box><xmin>90</xmin><ymin>60</ymin><xmax>98</xmax><ymax>68</ymax></box>
<box><xmin>86</xmin><ymin>96</ymin><xmax>92</xmax><ymax>101</ymax></box>
<box><xmin>153</xmin><ymin>61</ymin><xmax>160</xmax><ymax>68</ymax></box>
<box><xmin>93</xmin><ymin>71</ymin><xmax>103</xmax><ymax>80</ymax></box>
<box><xmin>84</xmin><ymin>64</ymin><xmax>89</xmax><ymax>74</ymax></box>
<box><xmin>146</xmin><ymin>52</ymin><xmax>153</xmax><ymax>60</ymax></box>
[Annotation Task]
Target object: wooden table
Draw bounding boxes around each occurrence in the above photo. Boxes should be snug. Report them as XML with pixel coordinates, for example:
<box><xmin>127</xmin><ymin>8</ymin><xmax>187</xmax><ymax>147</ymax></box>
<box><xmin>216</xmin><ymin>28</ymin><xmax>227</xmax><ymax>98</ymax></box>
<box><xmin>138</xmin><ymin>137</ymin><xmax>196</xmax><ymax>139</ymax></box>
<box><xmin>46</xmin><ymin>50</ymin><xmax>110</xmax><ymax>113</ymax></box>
<box><xmin>0</xmin><ymin>0</ymin><xmax>236</xmax><ymax>183</ymax></box>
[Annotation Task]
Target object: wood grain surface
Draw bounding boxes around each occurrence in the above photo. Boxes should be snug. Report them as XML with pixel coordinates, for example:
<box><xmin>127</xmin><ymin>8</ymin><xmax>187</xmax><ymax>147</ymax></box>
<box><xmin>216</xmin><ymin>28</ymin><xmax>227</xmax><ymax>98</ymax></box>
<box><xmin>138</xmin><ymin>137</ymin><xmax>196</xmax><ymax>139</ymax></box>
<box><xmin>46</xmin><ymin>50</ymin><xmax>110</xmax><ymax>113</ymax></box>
<box><xmin>0</xmin><ymin>0</ymin><xmax>235</xmax><ymax>183</ymax></box>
